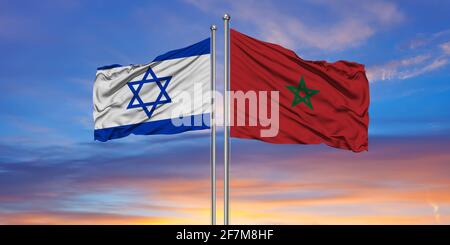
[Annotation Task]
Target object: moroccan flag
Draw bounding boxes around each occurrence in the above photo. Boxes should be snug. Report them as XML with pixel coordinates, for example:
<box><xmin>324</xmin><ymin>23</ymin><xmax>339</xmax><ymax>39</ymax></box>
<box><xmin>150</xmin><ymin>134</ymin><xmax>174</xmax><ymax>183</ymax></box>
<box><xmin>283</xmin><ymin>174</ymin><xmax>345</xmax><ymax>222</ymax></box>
<box><xmin>230</xmin><ymin>29</ymin><xmax>369</xmax><ymax>152</ymax></box>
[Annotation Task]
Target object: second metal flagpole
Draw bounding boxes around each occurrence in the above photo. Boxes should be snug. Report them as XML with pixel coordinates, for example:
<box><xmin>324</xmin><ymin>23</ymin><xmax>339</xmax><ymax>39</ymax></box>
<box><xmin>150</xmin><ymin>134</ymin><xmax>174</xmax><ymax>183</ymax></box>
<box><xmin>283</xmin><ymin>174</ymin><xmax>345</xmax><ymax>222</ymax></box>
<box><xmin>210</xmin><ymin>24</ymin><xmax>217</xmax><ymax>225</ymax></box>
<box><xmin>223</xmin><ymin>13</ymin><xmax>231</xmax><ymax>225</ymax></box>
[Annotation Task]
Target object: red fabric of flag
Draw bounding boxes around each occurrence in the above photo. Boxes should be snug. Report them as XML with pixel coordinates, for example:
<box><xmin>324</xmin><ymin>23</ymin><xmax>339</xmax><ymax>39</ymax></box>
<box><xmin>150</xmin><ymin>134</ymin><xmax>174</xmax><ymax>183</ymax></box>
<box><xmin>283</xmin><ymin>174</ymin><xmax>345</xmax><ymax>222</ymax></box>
<box><xmin>230</xmin><ymin>29</ymin><xmax>370</xmax><ymax>152</ymax></box>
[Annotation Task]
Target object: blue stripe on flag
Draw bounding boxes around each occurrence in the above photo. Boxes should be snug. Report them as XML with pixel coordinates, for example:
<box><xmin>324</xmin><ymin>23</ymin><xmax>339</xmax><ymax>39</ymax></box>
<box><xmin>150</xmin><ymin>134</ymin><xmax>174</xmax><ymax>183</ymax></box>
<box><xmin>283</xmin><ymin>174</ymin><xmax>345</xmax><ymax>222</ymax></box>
<box><xmin>97</xmin><ymin>64</ymin><xmax>123</xmax><ymax>71</ymax></box>
<box><xmin>96</xmin><ymin>38</ymin><xmax>210</xmax><ymax>71</ymax></box>
<box><xmin>152</xmin><ymin>38</ymin><xmax>210</xmax><ymax>62</ymax></box>
<box><xmin>94</xmin><ymin>113</ymin><xmax>210</xmax><ymax>142</ymax></box>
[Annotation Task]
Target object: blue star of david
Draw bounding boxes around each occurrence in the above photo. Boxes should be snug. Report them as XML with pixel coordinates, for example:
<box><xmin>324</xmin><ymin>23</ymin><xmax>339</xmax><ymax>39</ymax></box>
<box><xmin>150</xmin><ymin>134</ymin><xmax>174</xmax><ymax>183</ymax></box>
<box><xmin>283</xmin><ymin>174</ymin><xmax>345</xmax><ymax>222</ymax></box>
<box><xmin>126</xmin><ymin>67</ymin><xmax>172</xmax><ymax>118</ymax></box>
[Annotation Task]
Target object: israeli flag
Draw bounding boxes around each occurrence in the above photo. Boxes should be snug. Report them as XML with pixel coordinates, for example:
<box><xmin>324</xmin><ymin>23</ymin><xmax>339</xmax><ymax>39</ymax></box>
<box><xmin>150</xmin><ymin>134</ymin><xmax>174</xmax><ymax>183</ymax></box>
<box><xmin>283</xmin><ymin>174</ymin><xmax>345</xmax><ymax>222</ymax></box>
<box><xmin>93</xmin><ymin>38</ymin><xmax>211</xmax><ymax>142</ymax></box>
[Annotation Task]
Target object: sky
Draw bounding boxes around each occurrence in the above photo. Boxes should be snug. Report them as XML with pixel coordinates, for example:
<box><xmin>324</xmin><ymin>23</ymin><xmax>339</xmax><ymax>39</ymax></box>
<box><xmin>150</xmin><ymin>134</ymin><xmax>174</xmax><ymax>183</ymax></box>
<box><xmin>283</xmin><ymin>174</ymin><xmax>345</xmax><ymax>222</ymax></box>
<box><xmin>0</xmin><ymin>0</ymin><xmax>450</xmax><ymax>224</ymax></box>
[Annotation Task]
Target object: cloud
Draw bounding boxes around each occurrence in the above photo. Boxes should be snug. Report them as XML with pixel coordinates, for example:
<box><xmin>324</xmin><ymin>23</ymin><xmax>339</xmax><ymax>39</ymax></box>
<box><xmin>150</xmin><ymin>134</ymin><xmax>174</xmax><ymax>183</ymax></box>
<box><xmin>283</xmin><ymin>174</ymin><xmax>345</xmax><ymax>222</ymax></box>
<box><xmin>1</xmin><ymin>134</ymin><xmax>450</xmax><ymax>224</ymax></box>
<box><xmin>367</xmin><ymin>30</ymin><xmax>450</xmax><ymax>82</ymax></box>
<box><xmin>367</xmin><ymin>55</ymin><xmax>448</xmax><ymax>82</ymax></box>
<box><xmin>185</xmin><ymin>0</ymin><xmax>403</xmax><ymax>51</ymax></box>
<box><xmin>0</xmin><ymin>211</ymin><xmax>177</xmax><ymax>225</ymax></box>
<box><xmin>407</xmin><ymin>29</ymin><xmax>450</xmax><ymax>50</ymax></box>
<box><xmin>400</xmin><ymin>58</ymin><xmax>448</xmax><ymax>79</ymax></box>
<box><xmin>440</xmin><ymin>41</ymin><xmax>450</xmax><ymax>55</ymax></box>
<box><xmin>428</xmin><ymin>201</ymin><xmax>441</xmax><ymax>224</ymax></box>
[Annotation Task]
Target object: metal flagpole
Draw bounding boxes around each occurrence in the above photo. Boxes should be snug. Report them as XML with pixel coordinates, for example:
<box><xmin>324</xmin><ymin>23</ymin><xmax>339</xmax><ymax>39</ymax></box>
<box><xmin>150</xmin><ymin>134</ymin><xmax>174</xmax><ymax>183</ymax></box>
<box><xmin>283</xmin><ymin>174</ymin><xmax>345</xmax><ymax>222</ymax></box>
<box><xmin>210</xmin><ymin>24</ymin><xmax>217</xmax><ymax>226</ymax></box>
<box><xmin>223</xmin><ymin>13</ymin><xmax>231</xmax><ymax>225</ymax></box>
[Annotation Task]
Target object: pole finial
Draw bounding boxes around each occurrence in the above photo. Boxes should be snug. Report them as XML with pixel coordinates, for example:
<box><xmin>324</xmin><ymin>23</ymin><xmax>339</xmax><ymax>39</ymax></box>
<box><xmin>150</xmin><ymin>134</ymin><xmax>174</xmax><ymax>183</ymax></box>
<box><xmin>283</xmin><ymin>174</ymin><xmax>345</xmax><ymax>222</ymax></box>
<box><xmin>223</xmin><ymin>13</ymin><xmax>231</xmax><ymax>20</ymax></box>
<box><xmin>210</xmin><ymin>25</ymin><xmax>217</xmax><ymax>31</ymax></box>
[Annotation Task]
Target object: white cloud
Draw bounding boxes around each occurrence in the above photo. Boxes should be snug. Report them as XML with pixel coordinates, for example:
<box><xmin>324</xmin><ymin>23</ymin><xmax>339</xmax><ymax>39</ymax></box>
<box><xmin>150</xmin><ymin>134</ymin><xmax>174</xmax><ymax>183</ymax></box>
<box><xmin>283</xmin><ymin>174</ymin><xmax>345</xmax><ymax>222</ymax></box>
<box><xmin>407</xmin><ymin>29</ymin><xmax>450</xmax><ymax>50</ymax></box>
<box><xmin>367</xmin><ymin>55</ymin><xmax>448</xmax><ymax>82</ymax></box>
<box><xmin>400</xmin><ymin>58</ymin><xmax>448</xmax><ymax>79</ymax></box>
<box><xmin>440</xmin><ymin>41</ymin><xmax>450</xmax><ymax>55</ymax></box>
<box><xmin>428</xmin><ymin>201</ymin><xmax>440</xmax><ymax>224</ymax></box>
<box><xmin>185</xmin><ymin>0</ymin><xmax>403</xmax><ymax>51</ymax></box>
<box><xmin>186</xmin><ymin>0</ymin><xmax>449</xmax><ymax>82</ymax></box>
<box><xmin>367</xmin><ymin>55</ymin><xmax>429</xmax><ymax>81</ymax></box>
<box><xmin>368</xmin><ymin>30</ymin><xmax>450</xmax><ymax>82</ymax></box>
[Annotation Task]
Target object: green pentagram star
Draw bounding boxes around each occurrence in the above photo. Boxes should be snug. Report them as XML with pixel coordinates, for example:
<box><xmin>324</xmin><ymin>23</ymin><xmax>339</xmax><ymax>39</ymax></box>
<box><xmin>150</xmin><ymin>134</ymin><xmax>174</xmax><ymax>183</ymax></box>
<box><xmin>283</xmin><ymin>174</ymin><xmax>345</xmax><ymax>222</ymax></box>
<box><xmin>286</xmin><ymin>76</ymin><xmax>320</xmax><ymax>110</ymax></box>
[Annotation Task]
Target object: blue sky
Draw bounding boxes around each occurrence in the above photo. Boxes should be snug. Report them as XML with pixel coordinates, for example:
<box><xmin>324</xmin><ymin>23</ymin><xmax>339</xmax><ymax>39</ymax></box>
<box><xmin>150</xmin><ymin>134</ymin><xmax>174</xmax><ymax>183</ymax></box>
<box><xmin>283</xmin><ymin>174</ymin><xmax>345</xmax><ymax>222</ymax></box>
<box><xmin>0</xmin><ymin>0</ymin><xmax>449</xmax><ymax>224</ymax></box>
